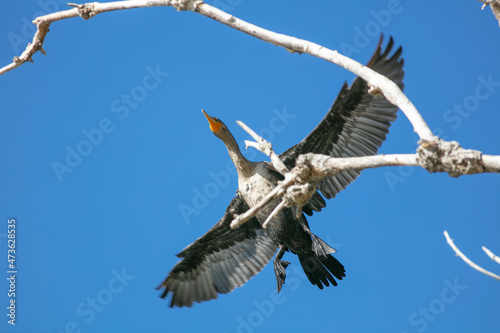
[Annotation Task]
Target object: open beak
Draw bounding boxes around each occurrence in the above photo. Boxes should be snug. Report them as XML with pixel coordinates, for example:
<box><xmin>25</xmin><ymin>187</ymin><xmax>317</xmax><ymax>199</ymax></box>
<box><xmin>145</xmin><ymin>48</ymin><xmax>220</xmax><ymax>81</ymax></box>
<box><xmin>202</xmin><ymin>109</ymin><xmax>221</xmax><ymax>132</ymax></box>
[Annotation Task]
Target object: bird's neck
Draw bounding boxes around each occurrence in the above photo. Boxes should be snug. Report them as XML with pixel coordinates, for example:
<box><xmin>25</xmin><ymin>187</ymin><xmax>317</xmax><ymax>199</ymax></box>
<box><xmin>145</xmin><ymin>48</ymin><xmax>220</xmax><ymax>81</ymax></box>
<box><xmin>223</xmin><ymin>133</ymin><xmax>255</xmax><ymax>179</ymax></box>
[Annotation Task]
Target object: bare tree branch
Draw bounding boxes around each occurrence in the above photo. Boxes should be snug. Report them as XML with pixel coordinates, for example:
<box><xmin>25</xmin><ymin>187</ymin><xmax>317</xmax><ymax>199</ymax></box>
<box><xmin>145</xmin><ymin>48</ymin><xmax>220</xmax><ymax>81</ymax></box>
<box><xmin>230</xmin><ymin>123</ymin><xmax>500</xmax><ymax>229</ymax></box>
<box><xmin>262</xmin><ymin>200</ymin><xmax>286</xmax><ymax>229</ymax></box>
<box><xmin>1</xmin><ymin>0</ymin><xmax>433</xmax><ymax>142</ymax></box>
<box><xmin>0</xmin><ymin>0</ymin><xmax>202</xmax><ymax>76</ymax></box>
<box><xmin>444</xmin><ymin>231</ymin><xmax>500</xmax><ymax>281</ymax></box>
<box><xmin>237</xmin><ymin>120</ymin><xmax>289</xmax><ymax>175</ymax></box>
<box><xmin>195</xmin><ymin>4</ymin><xmax>434</xmax><ymax>141</ymax></box>
<box><xmin>481</xmin><ymin>154</ymin><xmax>500</xmax><ymax>172</ymax></box>
<box><xmin>417</xmin><ymin>138</ymin><xmax>500</xmax><ymax>176</ymax></box>
<box><xmin>238</xmin><ymin>123</ymin><xmax>500</xmax><ymax>179</ymax></box>
<box><xmin>482</xmin><ymin>246</ymin><xmax>500</xmax><ymax>264</ymax></box>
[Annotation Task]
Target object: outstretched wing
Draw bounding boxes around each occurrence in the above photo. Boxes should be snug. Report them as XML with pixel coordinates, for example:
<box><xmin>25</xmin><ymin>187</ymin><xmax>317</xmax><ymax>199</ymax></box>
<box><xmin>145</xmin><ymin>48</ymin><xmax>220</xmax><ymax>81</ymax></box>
<box><xmin>280</xmin><ymin>36</ymin><xmax>405</xmax><ymax>215</ymax></box>
<box><xmin>157</xmin><ymin>196</ymin><xmax>277</xmax><ymax>307</ymax></box>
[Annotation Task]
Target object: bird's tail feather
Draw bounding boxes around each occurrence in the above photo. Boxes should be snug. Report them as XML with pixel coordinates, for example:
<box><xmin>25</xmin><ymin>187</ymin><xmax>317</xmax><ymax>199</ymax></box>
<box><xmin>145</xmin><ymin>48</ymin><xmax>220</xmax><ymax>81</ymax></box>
<box><xmin>298</xmin><ymin>253</ymin><xmax>345</xmax><ymax>289</ymax></box>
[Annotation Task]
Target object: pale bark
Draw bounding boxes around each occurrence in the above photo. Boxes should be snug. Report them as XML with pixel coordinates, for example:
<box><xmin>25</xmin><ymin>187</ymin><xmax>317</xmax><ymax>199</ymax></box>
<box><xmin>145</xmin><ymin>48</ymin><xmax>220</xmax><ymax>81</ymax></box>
<box><xmin>444</xmin><ymin>231</ymin><xmax>500</xmax><ymax>281</ymax></box>
<box><xmin>231</xmin><ymin>122</ymin><xmax>500</xmax><ymax>228</ymax></box>
<box><xmin>483</xmin><ymin>246</ymin><xmax>500</xmax><ymax>264</ymax></box>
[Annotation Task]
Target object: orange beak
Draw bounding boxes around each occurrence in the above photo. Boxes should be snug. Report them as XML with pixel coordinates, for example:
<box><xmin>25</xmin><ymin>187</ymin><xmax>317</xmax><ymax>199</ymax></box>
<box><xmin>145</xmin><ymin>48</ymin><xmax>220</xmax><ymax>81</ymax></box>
<box><xmin>202</xmin><ymin>109</ymin><xmax>221</xmax><ymax>132</ymax></box>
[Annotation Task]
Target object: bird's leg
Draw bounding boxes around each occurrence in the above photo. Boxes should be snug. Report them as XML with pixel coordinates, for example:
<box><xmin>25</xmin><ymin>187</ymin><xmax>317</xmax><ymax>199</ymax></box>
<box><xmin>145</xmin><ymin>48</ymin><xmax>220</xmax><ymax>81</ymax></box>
<box><xmin>273</xmin><ymin>245</ymin><xmax>290</xmax><ymax>293</ymax></box>
<box><xmin>300</xmin><ymin>221</ymin><xmax>336</xmax><ymax>257</ymax></box>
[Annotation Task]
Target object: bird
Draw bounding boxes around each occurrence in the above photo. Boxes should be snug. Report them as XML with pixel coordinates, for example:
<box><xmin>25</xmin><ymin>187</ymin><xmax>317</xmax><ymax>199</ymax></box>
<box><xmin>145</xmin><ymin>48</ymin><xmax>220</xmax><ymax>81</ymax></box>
<box><xmin>157</xmin><ymin>36</ymin><xmax>404</xmax><ymax>308</ymax></box>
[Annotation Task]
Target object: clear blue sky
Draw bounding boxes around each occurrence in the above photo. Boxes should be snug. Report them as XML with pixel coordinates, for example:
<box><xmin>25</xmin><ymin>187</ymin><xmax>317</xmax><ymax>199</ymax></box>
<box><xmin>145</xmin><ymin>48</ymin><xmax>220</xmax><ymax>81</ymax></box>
<box><xmin>1</xmin><ymin>1</ymin><xmax>500</xmax><ymax>332</ymax></box>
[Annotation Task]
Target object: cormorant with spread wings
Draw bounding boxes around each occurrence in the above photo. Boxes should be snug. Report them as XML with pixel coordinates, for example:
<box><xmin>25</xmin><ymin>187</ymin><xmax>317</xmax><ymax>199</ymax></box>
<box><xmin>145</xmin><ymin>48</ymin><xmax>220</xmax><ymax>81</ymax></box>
<box><xmin>157</xmin><ymin>36</ymin><xmax>404</xmax><ymax>307</ymax></box>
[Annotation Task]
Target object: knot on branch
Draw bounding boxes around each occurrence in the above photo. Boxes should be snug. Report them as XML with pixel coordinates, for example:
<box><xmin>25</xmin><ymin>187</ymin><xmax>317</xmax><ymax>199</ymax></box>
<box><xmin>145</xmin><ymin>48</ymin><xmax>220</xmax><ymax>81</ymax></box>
<box><xmin>296</xmin><ymin>153</ymin><xmax>334</xmax><ymax>180</ymax></box>
<box><xmin>283</xmin><ymin>182</ymin><xmax>316</xmax><ymax>209</ymax></box>
<box><xmin>417</xmin><ymin>137</ymin><xmax>484</xmax><ymax>177</ymax></box>
<box><xmin>171</xmin><ymin>0</ymin><xmax>203</xmax><ymax>11</ymax></box>
<box><xmin>256</xmin><ymin>141</ymin><xmax>273</xmax><ymax>157</ymax></box>
<box><xmin>367</xmin><ymin>83</ymin><xmax>383</xmax><ymax>96</ymax></box>
<box><xmin>281</xmin><ymin>154</ymin><xmax>331</xmax><ymax>215</ymax></box>
<box><xmin>32</xmin><ymin>40</ymin><xmax>47</xmax><ymax>57</ymax></box>
<box><xmin>282</xmin><ymin>166</ymin><xmax>316</xmax><ymax>218</ymax></box>
<box><xmin>68</xmin><ymin>3</ymin><xmax>97</xmax><ymax>20</ymax></box>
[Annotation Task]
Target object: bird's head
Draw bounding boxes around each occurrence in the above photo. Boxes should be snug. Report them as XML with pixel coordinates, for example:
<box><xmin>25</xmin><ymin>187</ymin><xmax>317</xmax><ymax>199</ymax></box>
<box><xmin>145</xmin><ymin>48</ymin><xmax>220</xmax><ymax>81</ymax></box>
<box><xmin>202</xmin><ymin>109</ymin><xmax>232</xmax><ymax>142</ymax></box>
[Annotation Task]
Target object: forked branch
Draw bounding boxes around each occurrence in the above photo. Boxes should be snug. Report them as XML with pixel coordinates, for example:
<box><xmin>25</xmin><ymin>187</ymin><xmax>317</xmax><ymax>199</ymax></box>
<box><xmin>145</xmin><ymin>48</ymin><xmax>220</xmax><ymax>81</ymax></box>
<box><xmin>0</xmin><ymin>0</ymin><xmax>201</xmax><ymax>76</ymax></box>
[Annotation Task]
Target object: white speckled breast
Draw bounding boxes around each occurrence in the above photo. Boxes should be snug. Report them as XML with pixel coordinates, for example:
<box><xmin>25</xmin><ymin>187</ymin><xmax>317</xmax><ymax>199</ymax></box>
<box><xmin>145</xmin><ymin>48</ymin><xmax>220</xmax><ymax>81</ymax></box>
<box><xmin>238</xmin><ymin>162</ymin><xmax>278</xmax><ymax>207</ymax></box>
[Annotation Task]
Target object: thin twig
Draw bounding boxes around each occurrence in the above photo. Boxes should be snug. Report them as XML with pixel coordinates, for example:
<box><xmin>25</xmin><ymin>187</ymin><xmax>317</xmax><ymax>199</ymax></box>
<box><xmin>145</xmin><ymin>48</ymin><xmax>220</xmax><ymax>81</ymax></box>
<box><xmin>0</xmin><ymin>0</ymin><xmax>202</xmax><ymax>76</ymax></box>
<box><xmin>444</xmin><ymin>231</ymin><xmax>500</xmax><ymax>281</ymax></box>
<box><xmin>262</xmin><ymin>200</ymin><xmax>286</xmax><ymax>229</ymax></box>
<box><xmin>482</xmin><ymin>246</ymin><xmax>500</xmax><ymax>264</ymax></box>
<box><xmin>237</xmin><ymin>120</ymin><xmax>289</xmax><ymax>175</ymax></box>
